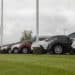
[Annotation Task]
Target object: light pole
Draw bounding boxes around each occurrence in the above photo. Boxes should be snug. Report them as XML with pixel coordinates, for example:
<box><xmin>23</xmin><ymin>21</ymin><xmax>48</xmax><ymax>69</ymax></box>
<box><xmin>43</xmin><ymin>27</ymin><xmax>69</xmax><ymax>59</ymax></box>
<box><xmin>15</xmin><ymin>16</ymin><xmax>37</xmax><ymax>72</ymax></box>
<box><xmin>36</xmin><ymin>0</ymin><xmax>39</xmax><ymax>42</ymax></box>
<box><xmin>1</xmin><ymin>0</ymin><xmax>4</xmax><ymax>45</ymax></box>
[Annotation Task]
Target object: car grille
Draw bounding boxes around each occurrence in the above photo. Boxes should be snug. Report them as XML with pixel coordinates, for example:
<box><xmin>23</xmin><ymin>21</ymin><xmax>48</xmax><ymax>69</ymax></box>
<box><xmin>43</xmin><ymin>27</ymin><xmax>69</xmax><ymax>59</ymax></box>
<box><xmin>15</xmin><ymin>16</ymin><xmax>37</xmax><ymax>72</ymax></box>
<box><xmin>33</xmin><ymin>47</ymin><xmax>41</xmax><ymax>50</ymax></box>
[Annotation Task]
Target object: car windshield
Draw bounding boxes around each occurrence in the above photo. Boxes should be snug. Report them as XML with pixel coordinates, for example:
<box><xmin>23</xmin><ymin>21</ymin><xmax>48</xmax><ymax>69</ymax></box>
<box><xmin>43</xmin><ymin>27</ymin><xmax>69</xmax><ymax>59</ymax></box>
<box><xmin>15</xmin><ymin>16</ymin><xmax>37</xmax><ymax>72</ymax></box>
<box><xmin>39</xmin><ymin>37</ymin><xmax>50</xmax><ymax>41</ymax></box>
<box><xmin>48</xmin><ymin>35</ymin><xmax>68</xmax><ymax>40</ymax></box>
<box><xmin>32</xmin><ymin>36</ymin><xmax>51</xmax><ymax>42</ymax></box>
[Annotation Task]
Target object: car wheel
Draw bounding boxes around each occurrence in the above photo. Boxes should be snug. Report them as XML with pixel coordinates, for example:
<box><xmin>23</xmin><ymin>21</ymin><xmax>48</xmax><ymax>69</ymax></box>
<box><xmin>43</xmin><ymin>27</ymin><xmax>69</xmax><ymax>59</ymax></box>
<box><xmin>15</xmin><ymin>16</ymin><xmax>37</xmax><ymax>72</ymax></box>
<box><xmin>22</xmin><ymin>48</ymin><xmax>28</xmax><ymax>54</ymax></box>
<box><xmin>2</xmin><ymin>49</ymin><xmax>6</xmax><ymax>54</ymax></box>
<box><xmin>53</xmin><ymin>44</ymin><xmax>63</xmax><ymax>54</ymax></box>
<box><xmin>70</xmin><ymin>48</ymin><xmax>75</xmax><ymax>54</ymax></box>
<box><xmin>8</xmin><ymin>50</ymin><xmax>12</xmax><ymax>54</ymax></box>
<box><xmin>13</xmin><ymin>48</ymin><xmax>19</xmax><ymax>54</ymax></box>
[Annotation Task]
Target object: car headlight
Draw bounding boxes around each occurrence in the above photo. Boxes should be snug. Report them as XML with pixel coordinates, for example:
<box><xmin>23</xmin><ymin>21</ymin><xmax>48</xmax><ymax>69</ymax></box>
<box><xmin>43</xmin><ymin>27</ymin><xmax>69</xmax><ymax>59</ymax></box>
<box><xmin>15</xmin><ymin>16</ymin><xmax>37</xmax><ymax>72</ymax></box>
<box><xmin>31</xmin><ymin>46</ymin><xmax>33</xmax><ymax>50</ymax></box>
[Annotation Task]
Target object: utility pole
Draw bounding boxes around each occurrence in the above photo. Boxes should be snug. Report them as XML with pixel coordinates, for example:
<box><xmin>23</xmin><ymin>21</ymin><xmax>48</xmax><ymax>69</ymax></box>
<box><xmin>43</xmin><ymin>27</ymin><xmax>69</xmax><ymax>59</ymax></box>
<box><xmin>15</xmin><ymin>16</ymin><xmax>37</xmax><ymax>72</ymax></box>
<box><xmin>36</xmin><ymin>0</ymin><xmax>39</xmax><ymax>42</ymax></box>
<box><xmin>1</xmin><ymin>0</ymin><xmax>4</xmax><ymax>45</ymax></box>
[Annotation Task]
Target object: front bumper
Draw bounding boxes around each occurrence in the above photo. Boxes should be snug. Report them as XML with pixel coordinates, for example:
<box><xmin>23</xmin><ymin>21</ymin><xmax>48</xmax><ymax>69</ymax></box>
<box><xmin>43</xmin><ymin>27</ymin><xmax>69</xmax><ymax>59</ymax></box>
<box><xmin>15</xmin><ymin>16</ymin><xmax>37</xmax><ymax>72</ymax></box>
<box><xmin>31</xmin><ymin>46</ymin><xmax>41</xmax><ymax>51</ymax></box>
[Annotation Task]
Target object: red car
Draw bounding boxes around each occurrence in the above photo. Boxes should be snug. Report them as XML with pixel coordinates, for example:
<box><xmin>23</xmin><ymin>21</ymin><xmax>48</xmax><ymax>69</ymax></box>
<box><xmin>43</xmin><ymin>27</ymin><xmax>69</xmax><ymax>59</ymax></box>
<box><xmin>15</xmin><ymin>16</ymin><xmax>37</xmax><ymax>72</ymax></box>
<box><xmin>0</xmin><ymin>41</ymin><xmax>32</xmax><ymax>54</ymax></box>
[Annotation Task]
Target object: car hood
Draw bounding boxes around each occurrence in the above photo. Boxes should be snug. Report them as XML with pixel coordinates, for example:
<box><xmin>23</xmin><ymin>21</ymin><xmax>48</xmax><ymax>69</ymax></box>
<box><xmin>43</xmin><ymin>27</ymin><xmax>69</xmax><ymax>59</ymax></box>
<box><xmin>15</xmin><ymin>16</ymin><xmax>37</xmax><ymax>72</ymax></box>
<box><xmin>31</xmin><ymin>40</ymin><xmax>49</xmax><ymax>50</ymax></box>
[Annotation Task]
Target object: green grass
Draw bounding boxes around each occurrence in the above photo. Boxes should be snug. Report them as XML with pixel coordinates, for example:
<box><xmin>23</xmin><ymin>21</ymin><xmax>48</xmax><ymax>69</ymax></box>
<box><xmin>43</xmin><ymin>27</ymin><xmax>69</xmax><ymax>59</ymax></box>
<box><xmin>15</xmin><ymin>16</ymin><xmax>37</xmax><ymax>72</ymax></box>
<box><xmin>0</xmin><ymin>54</ymin><xmax>75</xmax><ymax>75</ymax></box>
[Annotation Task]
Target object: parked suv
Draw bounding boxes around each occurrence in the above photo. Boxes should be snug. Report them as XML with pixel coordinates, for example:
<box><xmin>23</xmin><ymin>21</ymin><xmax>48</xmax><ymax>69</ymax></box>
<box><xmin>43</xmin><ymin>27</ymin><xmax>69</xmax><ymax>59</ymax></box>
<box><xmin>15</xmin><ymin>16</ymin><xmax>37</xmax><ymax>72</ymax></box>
<box><xmin>31</xmin><ymin>35</ymin><xmax>72</xmax><ymax>54</ymax></box>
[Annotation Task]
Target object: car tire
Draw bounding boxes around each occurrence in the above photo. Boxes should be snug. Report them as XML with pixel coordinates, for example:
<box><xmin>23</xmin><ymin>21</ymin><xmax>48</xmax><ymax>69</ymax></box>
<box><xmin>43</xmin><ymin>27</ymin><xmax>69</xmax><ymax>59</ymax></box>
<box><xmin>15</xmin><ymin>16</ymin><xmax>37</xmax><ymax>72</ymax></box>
<box><xmin>13</xmin><ymin>48</ymin><xmax>19</xmax><ymax>54</ymax></box>
<box><xmin>8</xmin><ymin>50</ymin><xmax>12</xmax><ymax>54</ymax></box>
<box><xmin>53</xmin><ymin>44</ymin><xmax>63</xmax><ymax>54</ymax></box>
<box><xmin>22</xmin><ymin>48</ymin><xmax>28</xmax><ymax>54</ymax></box>
<box><xmin>2</xmin><ymin>49</ymin><xmax>6</xmax><ymax>54</ymax></box>
<box><xmin>70</xmin><ymin>48</ymin><xmax>75</xmax><ymax>54</ymax></box>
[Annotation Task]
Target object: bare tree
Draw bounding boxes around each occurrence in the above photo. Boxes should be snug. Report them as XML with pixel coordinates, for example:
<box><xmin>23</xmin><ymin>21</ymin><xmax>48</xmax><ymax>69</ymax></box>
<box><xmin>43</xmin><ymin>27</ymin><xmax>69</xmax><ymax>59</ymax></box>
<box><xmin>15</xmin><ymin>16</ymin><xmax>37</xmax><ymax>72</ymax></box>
<box><xmin>20</xmin><ymin>30</ymin><xmax>32</xmax><ymax>43</ymax></box>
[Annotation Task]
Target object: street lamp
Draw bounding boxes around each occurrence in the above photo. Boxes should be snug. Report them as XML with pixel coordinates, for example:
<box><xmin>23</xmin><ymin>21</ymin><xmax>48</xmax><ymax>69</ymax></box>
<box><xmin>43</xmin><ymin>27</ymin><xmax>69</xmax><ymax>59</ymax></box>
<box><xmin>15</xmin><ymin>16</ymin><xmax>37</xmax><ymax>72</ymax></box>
<box><xmin>36</xmin><ymin>0</ymin><xmax>39</xmax><ymax>42</ymax></box>
<box><xmin>1</xmin><ymin>0</ymin><xmax>4</xmax><ymax>45</ymax></box>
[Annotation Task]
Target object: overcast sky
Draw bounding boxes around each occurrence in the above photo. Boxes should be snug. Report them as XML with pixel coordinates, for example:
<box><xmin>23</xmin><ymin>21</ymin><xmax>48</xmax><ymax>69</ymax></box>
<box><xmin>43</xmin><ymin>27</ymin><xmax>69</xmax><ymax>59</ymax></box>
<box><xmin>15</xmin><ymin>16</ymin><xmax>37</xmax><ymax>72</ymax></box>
<box><xmin>0</xmin><ymin>0</ymin><xmax>75</xmax><ymax>44</ymax></box>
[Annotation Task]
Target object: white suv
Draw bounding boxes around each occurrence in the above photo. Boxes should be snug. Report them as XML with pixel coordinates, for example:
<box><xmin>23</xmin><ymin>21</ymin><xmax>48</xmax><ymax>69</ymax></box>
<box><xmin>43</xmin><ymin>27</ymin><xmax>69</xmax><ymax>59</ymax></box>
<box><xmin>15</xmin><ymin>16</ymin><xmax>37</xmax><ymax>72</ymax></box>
<box><xmin>31</xmin><ymin>35</ymin><xmax>72</xmax><ymax>54</ymax></box>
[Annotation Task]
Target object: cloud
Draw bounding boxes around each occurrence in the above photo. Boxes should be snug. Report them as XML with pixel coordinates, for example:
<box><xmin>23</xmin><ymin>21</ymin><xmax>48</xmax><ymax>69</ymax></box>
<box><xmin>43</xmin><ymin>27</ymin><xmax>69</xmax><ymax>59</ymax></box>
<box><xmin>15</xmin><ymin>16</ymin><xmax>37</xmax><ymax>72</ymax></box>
<box><xmin>0</xmin><ymin>0</ymin><xmax>75</xmax><ymax>44</ymax></box>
